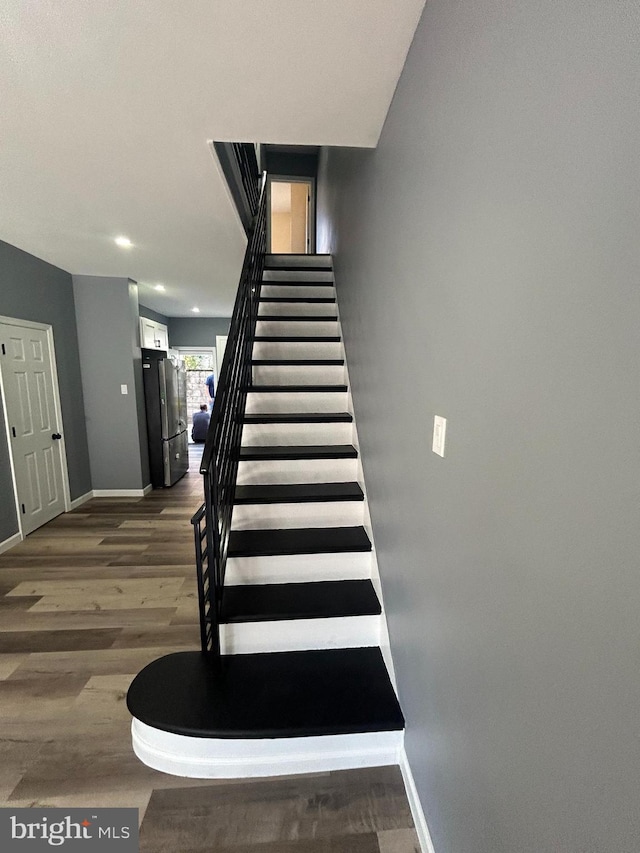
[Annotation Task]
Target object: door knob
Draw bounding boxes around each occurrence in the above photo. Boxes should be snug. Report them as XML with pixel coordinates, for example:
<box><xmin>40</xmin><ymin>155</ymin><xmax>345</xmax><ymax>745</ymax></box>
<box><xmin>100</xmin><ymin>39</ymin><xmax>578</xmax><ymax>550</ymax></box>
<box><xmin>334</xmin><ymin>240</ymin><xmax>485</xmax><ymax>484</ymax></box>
<box><xmin>52</xmin><ymin>433</ymin><xmax>62</xmax><ymax>440</ymax></box>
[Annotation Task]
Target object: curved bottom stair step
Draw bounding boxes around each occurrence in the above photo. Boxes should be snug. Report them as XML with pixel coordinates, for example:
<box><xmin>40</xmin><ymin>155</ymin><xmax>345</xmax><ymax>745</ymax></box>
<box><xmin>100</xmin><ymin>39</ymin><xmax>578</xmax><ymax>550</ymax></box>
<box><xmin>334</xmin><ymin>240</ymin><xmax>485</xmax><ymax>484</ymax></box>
<box><xmin>127</xmin><ymin>647</ymin><xmax>404</xmax><ymax>739</ymax></box>
<box><xmin>220</xmin><ymin>579</ymin><xmax>381</xmax><ymax>623</ymax></box>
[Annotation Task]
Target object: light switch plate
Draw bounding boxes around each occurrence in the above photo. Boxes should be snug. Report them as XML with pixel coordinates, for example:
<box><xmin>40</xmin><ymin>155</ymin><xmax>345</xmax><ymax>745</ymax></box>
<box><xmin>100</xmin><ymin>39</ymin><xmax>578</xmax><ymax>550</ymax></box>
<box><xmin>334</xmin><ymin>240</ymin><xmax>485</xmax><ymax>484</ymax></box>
<box><xmin>432</xmin><ymin>415</ymin><xmax>447</xmax><ymax>457</ymax></box>
<box><xmin>120</xmin><ymin>384</ymin><xmax>128</xmax><ymax>395</ymax></box>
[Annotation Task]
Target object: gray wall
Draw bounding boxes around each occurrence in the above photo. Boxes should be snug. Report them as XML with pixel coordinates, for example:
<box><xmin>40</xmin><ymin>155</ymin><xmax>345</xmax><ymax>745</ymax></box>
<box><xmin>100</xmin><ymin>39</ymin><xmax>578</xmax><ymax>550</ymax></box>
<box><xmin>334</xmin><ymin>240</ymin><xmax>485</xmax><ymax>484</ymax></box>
<box><xmin>73</xmin><ymin>276</ymin><xmax>150</xmax><ymax>491</ymax></box>
<box><xmin>318</xmin><ymin>2</ymin><xmax>640</xmax><ymax>852</ymax></box>
<box><xmin>167</xmin><ymin>317</ymin><xmax>230</xmax><ymax>348</ymax></box>
<box><xmin>0</xmin><ymin>240</ymin><xmax>91</xmax><ymax>541</ymax></box>
<box><xmin>264</xmin><ymin>148</ymin><xmax>319</xmax><ymax>179</ymax></box>
<box><xmin>139</xmin><ymin>303</ymin><xmax>169</xmax><ymax>326</ymax></box>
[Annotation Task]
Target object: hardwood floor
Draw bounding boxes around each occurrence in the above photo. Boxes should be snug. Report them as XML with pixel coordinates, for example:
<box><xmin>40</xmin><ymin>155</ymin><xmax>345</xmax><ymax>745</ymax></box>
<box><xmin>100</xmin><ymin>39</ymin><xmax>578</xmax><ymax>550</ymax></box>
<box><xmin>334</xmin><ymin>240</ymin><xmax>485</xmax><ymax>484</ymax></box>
<box><xmin>0</xmin><ymin>447</ymin><xmax>419</xmax><ymax>852</ymax></box>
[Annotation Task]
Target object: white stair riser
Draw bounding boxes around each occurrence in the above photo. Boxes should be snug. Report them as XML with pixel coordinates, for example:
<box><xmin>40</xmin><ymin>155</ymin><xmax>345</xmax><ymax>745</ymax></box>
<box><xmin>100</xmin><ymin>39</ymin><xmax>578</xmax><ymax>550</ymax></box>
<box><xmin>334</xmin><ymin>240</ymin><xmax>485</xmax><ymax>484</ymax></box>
<box><xmin>256</xmin><ymin>320</ymin><xmax>339</xmax><ymax>337</ymax></box>
<box><xmin>245</xmin><ymin>391</ymin><xmax>348</xmax><ymax>413</ymax></box>
<box><xmin>252</xmin><ymin>341</ymin><xmax>342</xmax><ymax>360</ymax></box>
<box><xmin>241</xmin><ymin>421</ymin><xmax>352</xmax><ymax>446</ymax></box>
<box><xmin>263</xmin><ymin>270</ymin><xmax>334</xmax><ymax>284</ymax></box>
<box><xmin>225</xmin><ymin>550</ymin><xmax>372</xmax><ymax>584</ymax></box>
<box><xmin>231</xmin><ymin>500</ymin><xmax>364</xmax><ymax>530</ymax></box>
<box><xmin>266</xmin><ymin>254</ymin><xmax>332</xmax><ymax>268</ymax></box>
<box><xmin>220</xmin><ymin>615</ymin><xmax>381</xmax><ymax>655</ymax></box>
<box><xmin>258</xmin><ymin>302</ymin><xmax>337</xmax><ymax>318</ymax></box>
<box><xmin>261</xmin><ymin>284</ymin><xmax>336</xmax><ymax>299</ymax></box>
<box><xmin>132</xmin><ymin>720</ymin><xmax>403</xmax><ymax>779</ymax></box>
<box><xmin>252</xmin><ymin>364</ymin><xmax>345</xmax><ymax>386</ymax></box>
<box><xmin>237</xmin><ymin>458</ymin><xmax>357</xmax><ymax>485</ymax></box>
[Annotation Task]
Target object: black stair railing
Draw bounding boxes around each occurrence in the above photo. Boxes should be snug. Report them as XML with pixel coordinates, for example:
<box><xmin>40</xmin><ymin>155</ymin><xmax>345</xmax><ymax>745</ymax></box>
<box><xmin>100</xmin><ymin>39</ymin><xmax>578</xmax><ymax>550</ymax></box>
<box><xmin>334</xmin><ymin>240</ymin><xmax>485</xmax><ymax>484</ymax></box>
<box><xmin>231</xmin><ymin>143</ymin><xmax>260</xmax><ymax>219</ymax></box>
<box><xmin>213</xmin><ymin>142</ymin><xmax>261</xmax><ymax>233</ymax></box>
<box><xmin>191</xmin><ymin>173</ymin><xmax>267</xmax><ymax>657</ymax></box>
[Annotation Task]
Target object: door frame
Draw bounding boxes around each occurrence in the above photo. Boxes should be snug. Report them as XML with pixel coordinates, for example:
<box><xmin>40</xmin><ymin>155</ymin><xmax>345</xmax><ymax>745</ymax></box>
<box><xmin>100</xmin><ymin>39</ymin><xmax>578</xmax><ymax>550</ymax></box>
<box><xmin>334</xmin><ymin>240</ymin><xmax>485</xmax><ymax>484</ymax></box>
<box><xmin>173</xmin><ymin>346</ymin><xmax>218</xmax><ymax>380</ymax></box>
<box><xmin>266</xmin><ymin>175</ymin><xmax>316</xmax><ymax>254</ymax></box>
<box><xmin>0</xmin><ymin>315</ymin><xmax>72</xmax><ymax>540</ymax></box>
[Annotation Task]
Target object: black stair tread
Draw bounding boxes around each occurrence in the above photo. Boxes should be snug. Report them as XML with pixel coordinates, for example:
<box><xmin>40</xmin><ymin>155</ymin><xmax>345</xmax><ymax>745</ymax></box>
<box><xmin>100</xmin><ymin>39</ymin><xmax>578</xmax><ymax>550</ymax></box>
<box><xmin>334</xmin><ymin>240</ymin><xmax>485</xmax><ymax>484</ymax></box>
<box><xmin>127</xmin><ymin>647</ymin><xmax>404</xmax><ymax>739</ymax></box>
<box><xmin>257</xmin><ymin>315</ymin><xmax>338</xmax><ymax>322</ymax></box>
<box><xmin>264</xmin><ymin>265</ymin><xmax>334</xmax><ymax>272</ymax></box>
<box><xmin>243</xmin><ymin>413</ymin><xmax>353</xmax><ymax>424</ymax></box>
<box><xmin>234</xmin><ymin>481</ymin><xmax>364</xmax><ymax>504</ymax></box>
<box><xmin>258</xmin><ymin>297</ymin><xmax>336</xmax><ymax>304</ymax></box>
<box><xmin>220</xmin><ymin>580</ymin><xmax>381</xmax><ymax>624</ymax></box>
<box><xmin>239</xmin><ymin>445</ymin><xmax>357</xmax><ymax>461</ymax></box>
<box><xmin>252</xmin><ymin>359</ymin><xmax>344</xmax><ymax>365</ymax></box>
<box><xmin>254</xmin><ymin>336</ymin><xmax>341</xmax><ymax>342</ymax></box>
<box><xmin>228</xmin><ymin>526</ymin><xmax>371</xmax><ymax>558</ymax></box>
<box><xmin>248</xmin><ymin>384</ymin><xmax>348</xmax><ymax>392</ymax></box>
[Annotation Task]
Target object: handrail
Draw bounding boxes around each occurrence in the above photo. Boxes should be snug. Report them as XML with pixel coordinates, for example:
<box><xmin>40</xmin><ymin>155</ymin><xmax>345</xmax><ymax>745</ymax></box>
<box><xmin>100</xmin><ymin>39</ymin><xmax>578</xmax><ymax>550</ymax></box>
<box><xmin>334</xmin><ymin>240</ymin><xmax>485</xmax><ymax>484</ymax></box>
<box><xmin>192</xmin><ymin>172</ymin><xmax>267</xmax><ymax>656</ymax></box>
<box><xmin>213</xmin><ymin>142</ymin><xmax>260</xmax><ymax>233</ymax></box>
<box><xmin>232</xmin><ymin>143</ymin><xmax>260</xmax><ymax>218</ymax></box>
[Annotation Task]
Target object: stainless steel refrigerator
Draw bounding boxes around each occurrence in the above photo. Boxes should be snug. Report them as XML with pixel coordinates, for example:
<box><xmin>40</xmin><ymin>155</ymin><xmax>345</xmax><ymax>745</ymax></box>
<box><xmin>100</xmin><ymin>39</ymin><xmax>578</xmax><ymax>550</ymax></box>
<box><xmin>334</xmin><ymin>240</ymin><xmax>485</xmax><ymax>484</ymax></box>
<box><xmin>142</xmin><ymin>349</ymin><xmax>189</xmax><ymax>487</ymax></box>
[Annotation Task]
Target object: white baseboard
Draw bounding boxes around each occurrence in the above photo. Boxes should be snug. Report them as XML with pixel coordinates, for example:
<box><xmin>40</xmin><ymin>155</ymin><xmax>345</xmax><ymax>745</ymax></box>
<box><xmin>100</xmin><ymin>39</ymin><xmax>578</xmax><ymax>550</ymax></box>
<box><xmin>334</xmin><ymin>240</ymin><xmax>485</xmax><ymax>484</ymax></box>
<box><xmin>92</xmin><ymin>488</ymin><xmax>149</xmax><ymax>498</ymax></box>
<box><xmin>142</xmin><ymin>483</ymin><xmax>153</xmax><ymax>495</ymax></box>
<box><xmin>0</xmin><ymin>532</ymin><xmax>22</xmax><ymax>555</ymax></box>
<box><xmin>68</xmin><ymin>490</ymin><xmax>94</xmax><ymax>510</ymax></box>
<box><xmin>399</xmin><ymin>746</ymin><xmax>436</xmax><ymax>853</ymax></box>
<box><xmin>131</xmin><ymin>718</ymin><xmax>403</xmax><ymax>779</ymax></box>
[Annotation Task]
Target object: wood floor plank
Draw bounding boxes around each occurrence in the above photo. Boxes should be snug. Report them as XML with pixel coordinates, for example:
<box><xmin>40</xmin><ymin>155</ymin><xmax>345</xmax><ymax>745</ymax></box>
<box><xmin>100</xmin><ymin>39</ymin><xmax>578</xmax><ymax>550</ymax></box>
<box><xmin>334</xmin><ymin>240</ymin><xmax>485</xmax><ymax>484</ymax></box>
<box><xmin>8</xmin><ymin>578</ymin><xmax>184</xmax><ymax>597</ymax></box>
<box><xmin>139</xmin><ymin>766</ymin><xmax>413</xmax><ymax>850</ymax></box>
<box><xmin>0</xmin><ymin>608</ymin><xmax>177</xmax><ymax>632</ymax></box>
<box><xmin>377</xmin><ymin>828</ymin><xmax>422</xmax><ymax>853</ymax></box>
<box><xmin>0</xmin><ymin>629</ymin><xmax>122</xmax><ymax>654</ymax></box>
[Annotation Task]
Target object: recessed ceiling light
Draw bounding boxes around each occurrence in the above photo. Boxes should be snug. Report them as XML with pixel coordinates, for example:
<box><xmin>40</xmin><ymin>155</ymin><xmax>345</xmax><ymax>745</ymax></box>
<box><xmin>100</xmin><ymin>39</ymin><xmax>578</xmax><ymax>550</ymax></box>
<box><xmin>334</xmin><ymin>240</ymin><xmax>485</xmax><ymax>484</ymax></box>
<box><xmin>191</xmin><ymin>307</ymin><xmax>200</xmax><ymax>313</ymax></box>
<box><xmin>154</xmin><ymin>284</ymin><xmax>165</xmax><ymax>292</ymax></box>
<box><xmin>114</xmin><ymin>235</ymin><xmax>133</xmax><ymax>248</ymax></box>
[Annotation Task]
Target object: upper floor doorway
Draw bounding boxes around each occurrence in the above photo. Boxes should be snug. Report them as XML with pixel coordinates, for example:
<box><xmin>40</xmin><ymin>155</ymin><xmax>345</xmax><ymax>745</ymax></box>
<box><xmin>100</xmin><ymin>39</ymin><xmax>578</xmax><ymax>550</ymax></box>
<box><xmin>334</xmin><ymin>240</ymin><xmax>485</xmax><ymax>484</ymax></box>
<box><xmin>267</xmin><ymin>176</ymin><xmax>315</xmax><ymax>254</ymax></box>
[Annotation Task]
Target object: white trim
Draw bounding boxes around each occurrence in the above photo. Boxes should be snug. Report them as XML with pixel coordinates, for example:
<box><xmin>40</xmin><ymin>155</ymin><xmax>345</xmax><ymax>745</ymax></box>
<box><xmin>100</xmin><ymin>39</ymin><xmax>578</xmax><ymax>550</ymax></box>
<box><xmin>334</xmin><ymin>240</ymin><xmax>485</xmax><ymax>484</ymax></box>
<box><xmin>92</xmin><ymin>488</ymin><xmax>150</xmax><ymax>498</ymax></box>
<box><xmin>68</xmin><ymin>490</ymin><xmax>94</xmax><ymax>510</ymax></box>
<box><xmin>0</xmin><ymin>532</ymin><xmax>22</xmax><ymax>555</ymax></box>
<box><xmin>131</xmin><ymin>718</ymin><xmax>403</xmax><ymax>779</ymax></box>
<box><xmin>143</xmin><ymin>483</ymin><xmax>153</xmax><ymax>495</ymax></box>
<box><xmin>266</xmin><ymin>175</ymin><xmax>316</xmax><ymax>255</ymax></box>
<box><xmin>398</xmin><ymin>747</ymin><xmax>436</xmax><ymax>853</ymax></box>
<box><xmin>0</xmin><ymin>315</ymin><xmax>51</xmax><ymax>330</ymax></box>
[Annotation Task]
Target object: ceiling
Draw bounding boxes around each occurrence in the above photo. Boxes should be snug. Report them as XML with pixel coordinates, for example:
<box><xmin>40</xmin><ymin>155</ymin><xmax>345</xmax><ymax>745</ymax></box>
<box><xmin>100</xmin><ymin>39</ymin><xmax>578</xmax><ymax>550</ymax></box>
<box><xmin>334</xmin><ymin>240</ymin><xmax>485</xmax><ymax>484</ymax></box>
<box><xmin>0</xmin><ymin>0</ymin><xmax>426</xmax><ymax>317</ymax></box>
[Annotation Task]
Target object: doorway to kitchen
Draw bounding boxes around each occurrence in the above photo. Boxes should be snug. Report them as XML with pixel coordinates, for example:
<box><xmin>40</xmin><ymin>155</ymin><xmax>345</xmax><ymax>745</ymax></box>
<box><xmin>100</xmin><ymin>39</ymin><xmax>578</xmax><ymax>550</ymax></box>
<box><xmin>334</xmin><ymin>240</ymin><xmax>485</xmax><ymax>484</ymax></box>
<box><xmin>175</xmin><ymin>348</ymin><xmax>217</xmax><ymax>444</ymax></box>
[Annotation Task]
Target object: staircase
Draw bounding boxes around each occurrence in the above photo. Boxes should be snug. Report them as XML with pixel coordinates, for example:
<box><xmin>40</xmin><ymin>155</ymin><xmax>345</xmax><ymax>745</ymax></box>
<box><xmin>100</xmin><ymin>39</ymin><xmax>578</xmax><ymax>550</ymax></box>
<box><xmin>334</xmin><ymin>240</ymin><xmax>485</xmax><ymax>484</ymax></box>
<box><xmin>127</xmin><ymin>252</ymin><xmax>404</xmax><ymax>778</ymax></box>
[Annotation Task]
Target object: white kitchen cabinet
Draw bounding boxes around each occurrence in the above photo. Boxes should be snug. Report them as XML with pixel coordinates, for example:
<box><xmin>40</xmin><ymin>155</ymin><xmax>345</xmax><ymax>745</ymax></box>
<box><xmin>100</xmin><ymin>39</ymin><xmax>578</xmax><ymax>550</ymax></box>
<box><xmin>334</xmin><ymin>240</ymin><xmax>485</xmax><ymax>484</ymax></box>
<box><xmin>140</xmin><ymin>317</ymin><xmax>169</xmax><ymax>350</ymax></box>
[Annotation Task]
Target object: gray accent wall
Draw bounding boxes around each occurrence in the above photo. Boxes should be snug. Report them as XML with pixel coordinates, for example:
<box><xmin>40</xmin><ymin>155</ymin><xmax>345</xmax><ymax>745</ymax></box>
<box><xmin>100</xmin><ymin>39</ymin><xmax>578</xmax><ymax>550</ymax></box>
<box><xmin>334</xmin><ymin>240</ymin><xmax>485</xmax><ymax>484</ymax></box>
<box><xmin>73</xmin><ymin>276</ymin><xmax>150</xmax><ymax>491</ymax></box>
<box><xmin>168</xmin><ymin>317</ymin><xmax>230</xmax><ymax>348</ymax></box>
<box><xmin>0</xmin><ymin>240</ymin><xmax>91</xmax><ymax>542</ymax></box>
<box><xmin>139</xmin><ymin>304</ymin><xmax>169</xmax><ymax>326</ymax></box>
<box><xmin>318</xmin><ymin>2</ymin><xmax>640</xmax><ymax>852</ymax></box>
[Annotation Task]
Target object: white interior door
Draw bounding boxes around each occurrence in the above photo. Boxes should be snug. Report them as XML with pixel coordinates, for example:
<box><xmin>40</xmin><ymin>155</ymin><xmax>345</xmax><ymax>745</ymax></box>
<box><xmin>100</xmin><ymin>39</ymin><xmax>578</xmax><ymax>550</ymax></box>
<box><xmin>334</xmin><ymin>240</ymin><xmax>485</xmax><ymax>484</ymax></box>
<box><xmin>216</xmin><ymin>336</ymin><xmax>228</xmax><ymax>377</ymax></box>
<box><xmin>0</xmin><ymin>322</ymin><xmax>67</xmax><ymax>535</ymax></box>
